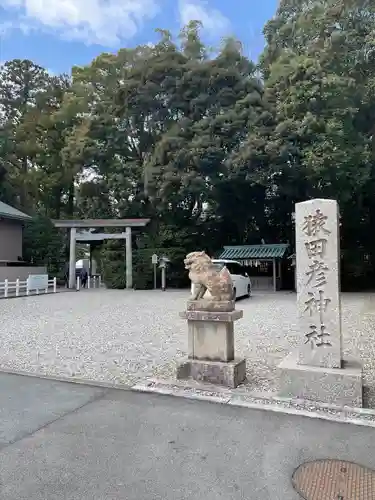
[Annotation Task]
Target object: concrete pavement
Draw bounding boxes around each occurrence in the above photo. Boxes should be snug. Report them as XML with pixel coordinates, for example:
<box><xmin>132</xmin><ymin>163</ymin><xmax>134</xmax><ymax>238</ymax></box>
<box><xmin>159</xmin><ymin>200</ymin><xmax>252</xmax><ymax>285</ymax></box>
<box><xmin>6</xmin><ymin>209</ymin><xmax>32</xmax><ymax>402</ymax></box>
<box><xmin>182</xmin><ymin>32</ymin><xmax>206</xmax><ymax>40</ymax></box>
<box><xmin>0</xmin><ymin>373</ymin><xmax>375</xmax><ymax>500</ymax></box>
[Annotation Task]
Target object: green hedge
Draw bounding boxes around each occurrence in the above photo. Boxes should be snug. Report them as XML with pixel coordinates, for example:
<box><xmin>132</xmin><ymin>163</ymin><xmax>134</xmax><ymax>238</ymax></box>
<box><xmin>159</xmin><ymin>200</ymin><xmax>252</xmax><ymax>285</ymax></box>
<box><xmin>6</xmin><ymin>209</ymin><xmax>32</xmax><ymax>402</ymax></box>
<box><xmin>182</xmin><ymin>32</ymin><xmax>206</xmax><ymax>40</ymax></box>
<box><xmin>101</xmin><ymin>240</ymin><xmax>127</xmax><ymax>289</ymax></box>
<box><xmin>23</xmin><ymin>214</ymin><xmax>66</xmax><ymax>276</ymax></box>
<box><xmin>133</xmin><ymin>247</ymin><xmax>188</xmax><ymax>289</ymax></box>
<box><xmin>101</xmin><ymin>241</ymin><xmax>188</xmax><ymax>289</ymax></box>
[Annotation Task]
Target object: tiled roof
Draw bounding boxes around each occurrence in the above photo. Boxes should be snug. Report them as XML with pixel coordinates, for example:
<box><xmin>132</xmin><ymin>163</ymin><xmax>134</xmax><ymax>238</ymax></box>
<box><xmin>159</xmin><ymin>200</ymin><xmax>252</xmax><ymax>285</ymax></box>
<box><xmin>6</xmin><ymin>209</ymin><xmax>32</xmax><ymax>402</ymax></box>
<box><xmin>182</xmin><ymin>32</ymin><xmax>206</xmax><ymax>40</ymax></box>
<box><xmin>218</xmin><ymin>244</ymin><xmax>289</xmax><ymax>260</ymax></box>
<box><xmin>0</xmin><ymin>201</ymin><xmax>31</xmax><ymax>221</ymax></box>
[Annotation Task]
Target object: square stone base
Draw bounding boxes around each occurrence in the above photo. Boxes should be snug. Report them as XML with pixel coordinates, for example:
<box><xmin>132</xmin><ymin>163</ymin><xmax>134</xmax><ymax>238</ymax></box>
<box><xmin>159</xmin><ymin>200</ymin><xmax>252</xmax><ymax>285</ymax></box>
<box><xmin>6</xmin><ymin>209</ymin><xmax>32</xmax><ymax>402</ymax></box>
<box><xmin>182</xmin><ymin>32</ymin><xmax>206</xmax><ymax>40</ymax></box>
<box><xmin>177</xmin><ymin>358</ymin><xmax>246</xmax><ymax>388</ymax></box>
<box><xmin>278</xmin><ymin>352</ymin><xmax>363</xmax><ymax>408</ymax></box>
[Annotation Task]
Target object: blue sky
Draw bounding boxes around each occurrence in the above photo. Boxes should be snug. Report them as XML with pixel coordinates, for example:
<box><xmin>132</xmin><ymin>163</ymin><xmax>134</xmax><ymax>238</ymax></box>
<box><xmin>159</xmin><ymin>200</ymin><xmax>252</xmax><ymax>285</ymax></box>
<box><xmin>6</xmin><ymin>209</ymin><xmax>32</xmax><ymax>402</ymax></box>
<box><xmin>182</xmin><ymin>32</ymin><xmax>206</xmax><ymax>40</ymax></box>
<box><xmin>0</xmin><ymin>0</ymin><xmax>278</xmax><ymax>74</ymax></box>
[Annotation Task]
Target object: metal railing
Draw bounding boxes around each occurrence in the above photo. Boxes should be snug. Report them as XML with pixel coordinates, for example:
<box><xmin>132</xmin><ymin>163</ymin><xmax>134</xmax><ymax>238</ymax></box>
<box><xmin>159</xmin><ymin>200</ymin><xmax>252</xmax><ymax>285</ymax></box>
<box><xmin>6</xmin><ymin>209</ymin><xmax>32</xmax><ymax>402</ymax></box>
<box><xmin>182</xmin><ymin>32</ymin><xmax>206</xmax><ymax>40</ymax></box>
<box><xmin>76</xmin><ymin>275</ymin><xmax>102</xmax><ymax>290</ymax></box>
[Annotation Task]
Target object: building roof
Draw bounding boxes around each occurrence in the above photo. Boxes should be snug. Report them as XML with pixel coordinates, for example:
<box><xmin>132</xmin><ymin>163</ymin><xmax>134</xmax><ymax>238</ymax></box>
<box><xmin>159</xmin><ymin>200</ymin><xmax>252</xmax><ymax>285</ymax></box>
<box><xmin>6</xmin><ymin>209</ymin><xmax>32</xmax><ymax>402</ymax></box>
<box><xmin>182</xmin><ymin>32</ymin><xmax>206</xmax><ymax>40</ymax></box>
<box><xmin>0</xmin><ymin>201</ymin><xmax>31</xmax><ymax>221</ymax></box>
<box><xmin>218</xmin><ymin>244</ymin><xmax>290</xmax><ymax>260</ymax></box>
<box><xmin>53</xmin><ymin>218</ymin><xmax>150</xmax><ymax>228</ymax></box>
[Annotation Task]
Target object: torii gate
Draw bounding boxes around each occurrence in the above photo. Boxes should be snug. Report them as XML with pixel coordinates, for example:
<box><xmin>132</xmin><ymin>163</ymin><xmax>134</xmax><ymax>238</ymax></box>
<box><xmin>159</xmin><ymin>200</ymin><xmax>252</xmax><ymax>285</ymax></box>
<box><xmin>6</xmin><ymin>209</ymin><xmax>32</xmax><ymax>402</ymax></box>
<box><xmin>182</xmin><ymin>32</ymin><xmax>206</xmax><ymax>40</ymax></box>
<box><xmin>52</xmin><ymin>219</ymin><xmax>150</xmax><ymax>289</ymax></box>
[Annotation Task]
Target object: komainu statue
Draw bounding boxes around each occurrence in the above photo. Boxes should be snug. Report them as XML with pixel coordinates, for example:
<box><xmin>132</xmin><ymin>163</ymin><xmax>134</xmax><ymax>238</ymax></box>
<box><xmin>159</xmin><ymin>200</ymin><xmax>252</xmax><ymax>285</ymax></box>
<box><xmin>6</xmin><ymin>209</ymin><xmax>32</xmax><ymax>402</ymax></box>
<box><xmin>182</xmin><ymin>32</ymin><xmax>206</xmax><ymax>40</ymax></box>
<box><xmin>184</xmin><ymin>251</ymin><xmax>233</xmax><ymax>301</ymax></box>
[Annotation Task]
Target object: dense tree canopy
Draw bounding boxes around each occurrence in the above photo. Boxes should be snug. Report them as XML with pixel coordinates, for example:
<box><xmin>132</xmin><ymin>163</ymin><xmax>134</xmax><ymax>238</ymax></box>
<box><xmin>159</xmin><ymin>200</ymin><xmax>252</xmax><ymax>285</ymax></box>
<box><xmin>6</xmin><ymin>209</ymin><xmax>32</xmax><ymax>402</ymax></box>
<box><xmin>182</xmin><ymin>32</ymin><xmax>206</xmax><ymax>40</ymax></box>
<box><xmin>1</xmin><ymin>9</ymin><xmax>375</xmax><ymax>288</ymax></box>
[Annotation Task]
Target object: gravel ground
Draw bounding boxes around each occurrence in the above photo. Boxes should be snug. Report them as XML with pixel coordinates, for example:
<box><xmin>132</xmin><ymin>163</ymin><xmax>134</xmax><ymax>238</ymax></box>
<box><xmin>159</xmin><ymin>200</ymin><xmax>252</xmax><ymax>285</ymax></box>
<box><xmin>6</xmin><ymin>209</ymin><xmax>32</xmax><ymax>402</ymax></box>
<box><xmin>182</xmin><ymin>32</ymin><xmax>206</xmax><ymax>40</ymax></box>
<box><xmin>0</xmin><ymin>289</ymin><xmax>374</xmax><ymax>406</ymax></box>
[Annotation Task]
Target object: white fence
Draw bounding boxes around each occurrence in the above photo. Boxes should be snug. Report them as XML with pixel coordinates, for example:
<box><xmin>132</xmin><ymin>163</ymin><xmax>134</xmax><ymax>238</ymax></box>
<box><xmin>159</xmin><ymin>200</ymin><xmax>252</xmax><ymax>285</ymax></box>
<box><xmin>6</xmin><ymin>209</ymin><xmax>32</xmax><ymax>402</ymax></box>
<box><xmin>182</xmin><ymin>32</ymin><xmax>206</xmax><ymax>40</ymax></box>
<box><xmin>0</xmin><ymin>277</ymin><xmax>57</xmax><ymax>299</ymax></box>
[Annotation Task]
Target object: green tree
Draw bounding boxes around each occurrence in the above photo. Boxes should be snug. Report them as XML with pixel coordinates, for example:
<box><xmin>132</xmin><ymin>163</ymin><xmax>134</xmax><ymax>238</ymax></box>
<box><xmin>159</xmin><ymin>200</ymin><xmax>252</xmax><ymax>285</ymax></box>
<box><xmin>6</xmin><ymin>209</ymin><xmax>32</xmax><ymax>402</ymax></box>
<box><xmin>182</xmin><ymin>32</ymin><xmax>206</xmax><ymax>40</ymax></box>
<box><xmin>151</xmin><ymin>28</ymin><xmax>269</xmax><ymax>248</ymax></box>
<box><xmin>7</xmin><ymin>13</ymin><xmax>375</xmax><ymax>289</ymax></box>
<box><xmin>0</xmin><ymin>60</ymin><xmax>51</xmax><ymax>209</ymax></box>
<box><xmin>23</xmin><ymin>215</ymin><xmax>65</xmax><ymax>276</ymax></box>
<box><xmin>260</xmin><ymin>0</ymin><xmax>375</xmax><ymax>285</ymax></box>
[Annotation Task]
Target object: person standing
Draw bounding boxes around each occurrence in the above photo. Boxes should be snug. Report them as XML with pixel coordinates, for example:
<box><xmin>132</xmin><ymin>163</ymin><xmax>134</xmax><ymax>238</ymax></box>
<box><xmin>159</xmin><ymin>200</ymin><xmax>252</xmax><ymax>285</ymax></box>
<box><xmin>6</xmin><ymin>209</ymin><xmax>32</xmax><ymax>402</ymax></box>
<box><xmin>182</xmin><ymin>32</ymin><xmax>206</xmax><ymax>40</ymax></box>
<box><xmin>64</xmin><ymin>262</ymin><xmax>70</xmax><ymax>288</ymax></box>
<box><xmin>80</xmin><ymin>268</ymin><xmax>88</xmax><ymax>288</ymax></box>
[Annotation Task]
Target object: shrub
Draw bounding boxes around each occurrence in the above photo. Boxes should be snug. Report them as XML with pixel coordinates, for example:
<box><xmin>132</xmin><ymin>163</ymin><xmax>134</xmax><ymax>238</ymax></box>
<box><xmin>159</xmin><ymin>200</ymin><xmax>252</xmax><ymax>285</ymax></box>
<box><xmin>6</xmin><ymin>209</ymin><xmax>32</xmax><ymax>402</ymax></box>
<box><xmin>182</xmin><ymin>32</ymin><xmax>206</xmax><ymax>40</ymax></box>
<box><xmin>101</xmin><ymin>241</ymin><xmax>188</xmax><ymax>290</ymax></box>
<box><xmin>133</xmin><ymin>247</ymin><xmax>188</xmax><ymax>289</ymax></box>
<box><xmin>23</xmin><ymin>214</ymin><xmax>65</xmax><ymax>276</ymax></box>
<box><xmin>101</xmin><ymin>239</ymin><xmax>127</xmax><ymax>289</ymax></box>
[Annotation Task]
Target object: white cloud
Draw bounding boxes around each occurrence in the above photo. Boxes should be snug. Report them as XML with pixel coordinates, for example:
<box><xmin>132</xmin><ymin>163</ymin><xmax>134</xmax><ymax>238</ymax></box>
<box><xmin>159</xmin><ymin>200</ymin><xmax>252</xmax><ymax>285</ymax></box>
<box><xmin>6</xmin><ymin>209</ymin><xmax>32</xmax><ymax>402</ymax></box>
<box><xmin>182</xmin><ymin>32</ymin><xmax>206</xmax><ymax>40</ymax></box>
<box><xmin>178</xmin><ymin>0</ymin><xmax>230</xmax><ymax>37</ymax></box>
<box><xmin>0</xmin><ymin>0</ymin><xmax>159</xmax><ymax>46</ymax></box>
<box><xmin>0</xmin><ymin>20</ymin><xmax>14</xmax><ymax>36</ymax></box>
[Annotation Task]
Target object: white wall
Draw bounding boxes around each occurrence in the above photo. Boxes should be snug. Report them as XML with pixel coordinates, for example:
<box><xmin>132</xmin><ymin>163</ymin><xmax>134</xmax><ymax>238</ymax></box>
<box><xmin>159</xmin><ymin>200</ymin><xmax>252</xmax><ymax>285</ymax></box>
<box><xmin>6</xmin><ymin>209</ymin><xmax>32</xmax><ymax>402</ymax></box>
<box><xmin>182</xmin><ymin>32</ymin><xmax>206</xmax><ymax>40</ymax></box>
<box><xmin>0</xmin><ymin>266</ymin><xmax>47</xmax><ymax>282</ymax></box>
<box><xmin>0</xmin><ymin>219</ymin><xmax>23</xmax><ymax>261</ymax></box>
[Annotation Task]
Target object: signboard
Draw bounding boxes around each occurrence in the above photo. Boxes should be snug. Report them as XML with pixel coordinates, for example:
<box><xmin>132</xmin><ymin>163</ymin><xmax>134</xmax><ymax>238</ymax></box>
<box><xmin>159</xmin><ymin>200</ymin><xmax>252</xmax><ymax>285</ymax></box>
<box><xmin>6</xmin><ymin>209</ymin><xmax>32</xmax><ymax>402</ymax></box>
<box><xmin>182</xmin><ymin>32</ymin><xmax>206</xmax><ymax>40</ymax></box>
<box><xmin>151</xmin><ymin>254</ymin><xmax>158</xmax><ymax>264</ymax></box>
<box><xmin>160</xmin><ymin>256</ymin><xmax>170</xmax><ymax>263</ymax></box>
<box><xmin>28</xmin><ymin>274</ymin><xmax>48</xmax><ymax>291</ymax></box>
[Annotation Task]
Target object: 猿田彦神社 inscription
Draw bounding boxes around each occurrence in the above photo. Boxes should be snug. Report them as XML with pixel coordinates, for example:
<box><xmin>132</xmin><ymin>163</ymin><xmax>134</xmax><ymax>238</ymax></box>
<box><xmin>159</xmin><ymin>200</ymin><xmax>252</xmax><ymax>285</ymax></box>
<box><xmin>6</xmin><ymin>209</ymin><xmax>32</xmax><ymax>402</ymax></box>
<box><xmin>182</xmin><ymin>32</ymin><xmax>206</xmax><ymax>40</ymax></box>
<box><xmin>296</xmin><ymin>199</ymin><xmax>342</xmax><ymax>368</ymax></box>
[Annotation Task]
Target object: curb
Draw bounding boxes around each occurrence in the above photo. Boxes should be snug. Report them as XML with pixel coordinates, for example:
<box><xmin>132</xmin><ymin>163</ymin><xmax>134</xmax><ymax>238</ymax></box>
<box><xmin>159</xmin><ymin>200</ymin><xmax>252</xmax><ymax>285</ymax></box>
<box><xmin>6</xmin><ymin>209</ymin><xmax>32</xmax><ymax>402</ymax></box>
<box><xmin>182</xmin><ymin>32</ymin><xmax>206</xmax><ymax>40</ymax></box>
<box><xmin>131</xmin><ymin>381</ymin><xmax>375</xmax><ymax>428</ymax></box>
<box><xmin>1</xmin><ymin>367</ymin><xmax>375</xmax><ymax>428</ymax></box>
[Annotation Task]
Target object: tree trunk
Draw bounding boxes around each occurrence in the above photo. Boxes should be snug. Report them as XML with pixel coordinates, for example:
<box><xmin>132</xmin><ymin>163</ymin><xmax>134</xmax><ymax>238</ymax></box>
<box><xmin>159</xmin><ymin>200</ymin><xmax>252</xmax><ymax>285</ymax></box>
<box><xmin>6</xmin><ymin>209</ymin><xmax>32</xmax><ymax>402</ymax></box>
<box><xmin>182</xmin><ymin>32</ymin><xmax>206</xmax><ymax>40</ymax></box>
<box><xmin>19</xmin><ymin>157</ymin><xmax>29</xmax><ymax>209</ymax></box>
<box><xmin>67</xmin><ymin>182</ymin><xmax>75</xmax><ymax>217</ymax></box>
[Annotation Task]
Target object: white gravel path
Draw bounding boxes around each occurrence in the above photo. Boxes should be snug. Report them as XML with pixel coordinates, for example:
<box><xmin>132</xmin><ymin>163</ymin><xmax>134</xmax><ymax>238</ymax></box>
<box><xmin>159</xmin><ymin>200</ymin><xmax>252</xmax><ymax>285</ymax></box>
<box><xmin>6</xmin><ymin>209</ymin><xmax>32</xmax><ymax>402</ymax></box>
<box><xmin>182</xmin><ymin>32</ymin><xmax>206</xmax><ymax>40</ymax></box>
<box><xmin>0</xmin><ymin>289</ymin><xmax>374</xmax><ymax>405</ymax></box>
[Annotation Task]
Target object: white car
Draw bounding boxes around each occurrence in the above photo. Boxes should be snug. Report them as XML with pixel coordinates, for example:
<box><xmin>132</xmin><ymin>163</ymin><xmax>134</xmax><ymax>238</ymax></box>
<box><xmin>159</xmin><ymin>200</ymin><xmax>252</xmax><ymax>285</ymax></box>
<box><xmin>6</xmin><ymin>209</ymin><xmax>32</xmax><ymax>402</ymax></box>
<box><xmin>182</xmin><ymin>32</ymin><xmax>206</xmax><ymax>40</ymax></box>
<box><xmin>191</xmin><ymin>259</ymin><xmax>252</xmax><ymax>300</ymax></box>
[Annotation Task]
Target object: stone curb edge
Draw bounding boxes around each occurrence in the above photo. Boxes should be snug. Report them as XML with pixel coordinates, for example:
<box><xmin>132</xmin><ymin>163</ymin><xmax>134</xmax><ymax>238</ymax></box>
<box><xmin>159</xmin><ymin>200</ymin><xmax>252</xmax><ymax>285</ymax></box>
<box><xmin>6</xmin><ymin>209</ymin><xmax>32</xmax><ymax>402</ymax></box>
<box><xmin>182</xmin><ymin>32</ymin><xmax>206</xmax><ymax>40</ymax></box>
<box><xmin>131</xmin><ymin>383</ymin><xmax>375</xmax><ymax>428</ymax></box>
<box><xmin>1</xmin><ymin>366</ymin><xmax>375</xmax><ymax>428</ymax></box>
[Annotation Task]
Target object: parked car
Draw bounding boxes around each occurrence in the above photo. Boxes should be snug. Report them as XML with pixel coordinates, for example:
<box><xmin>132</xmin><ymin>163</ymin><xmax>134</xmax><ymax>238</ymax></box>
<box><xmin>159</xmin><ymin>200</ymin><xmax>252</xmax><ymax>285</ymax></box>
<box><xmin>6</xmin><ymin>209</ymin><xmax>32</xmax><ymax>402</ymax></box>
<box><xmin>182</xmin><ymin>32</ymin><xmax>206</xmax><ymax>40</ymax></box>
<box><xmin>191</xmin><ymin>259</ymin><xmax>252</xmax><ymax>300</ymax></box>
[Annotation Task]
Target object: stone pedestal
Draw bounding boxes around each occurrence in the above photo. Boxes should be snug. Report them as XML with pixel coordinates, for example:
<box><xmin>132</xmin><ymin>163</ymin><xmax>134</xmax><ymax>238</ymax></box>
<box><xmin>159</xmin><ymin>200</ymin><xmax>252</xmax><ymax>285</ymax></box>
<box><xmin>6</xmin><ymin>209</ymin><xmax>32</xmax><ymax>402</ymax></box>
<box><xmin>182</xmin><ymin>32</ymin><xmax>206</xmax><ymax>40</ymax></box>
<box><xmin>177</xmin><ymin>358</ymin><xmax>246</xmax><ymax>388</ymax></box>
<box><xmin>278</xmin><ymin>199</ymin><xmax>363</xmax><ymax>407</ymax></box>
<box><xmin>279</xmin><ymin>353</ymin><xmax>363</xmax><ymax>408</ymax></box>
<box><xmin>177</xmin><ymin>300</ymin><xmax>246</xmax><ymax>388</ymax></box>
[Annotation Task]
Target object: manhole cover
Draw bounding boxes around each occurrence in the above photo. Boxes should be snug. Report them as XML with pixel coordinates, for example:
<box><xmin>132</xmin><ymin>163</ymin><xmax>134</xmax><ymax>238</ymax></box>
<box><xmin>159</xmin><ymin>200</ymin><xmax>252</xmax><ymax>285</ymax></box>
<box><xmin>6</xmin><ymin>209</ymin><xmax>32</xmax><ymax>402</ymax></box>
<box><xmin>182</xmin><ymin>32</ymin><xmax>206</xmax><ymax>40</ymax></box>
<box><xmin>292</xmin><ymin>459</ymin><xmax>375</xmax><ymax>500</ymax></box>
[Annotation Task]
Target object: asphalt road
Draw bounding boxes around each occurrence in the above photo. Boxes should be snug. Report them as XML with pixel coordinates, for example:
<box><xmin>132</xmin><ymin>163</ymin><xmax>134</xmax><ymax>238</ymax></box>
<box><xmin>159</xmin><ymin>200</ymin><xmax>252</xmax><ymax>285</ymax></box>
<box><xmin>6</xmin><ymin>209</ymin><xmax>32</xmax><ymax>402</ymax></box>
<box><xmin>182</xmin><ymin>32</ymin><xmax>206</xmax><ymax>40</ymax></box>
<box><xmin>0</xmin><ymin>373</ymin><xmax>374</xmax><ymax>500</ymax></box>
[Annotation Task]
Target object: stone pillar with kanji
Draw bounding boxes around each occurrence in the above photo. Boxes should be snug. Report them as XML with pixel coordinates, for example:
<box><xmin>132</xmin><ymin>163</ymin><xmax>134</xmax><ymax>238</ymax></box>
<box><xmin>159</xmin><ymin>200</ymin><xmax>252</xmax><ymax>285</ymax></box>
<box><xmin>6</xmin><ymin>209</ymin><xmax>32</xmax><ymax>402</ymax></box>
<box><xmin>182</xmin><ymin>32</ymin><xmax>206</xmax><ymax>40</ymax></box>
<box><xmin>296</xmin><ymin>199</ymin><xmax>342</xmax><ymax>368</ymax></box>
<box><xmin>278</xmin><ymin>199</ymin><xmax>363</xmax><ymax>407</ymax></box>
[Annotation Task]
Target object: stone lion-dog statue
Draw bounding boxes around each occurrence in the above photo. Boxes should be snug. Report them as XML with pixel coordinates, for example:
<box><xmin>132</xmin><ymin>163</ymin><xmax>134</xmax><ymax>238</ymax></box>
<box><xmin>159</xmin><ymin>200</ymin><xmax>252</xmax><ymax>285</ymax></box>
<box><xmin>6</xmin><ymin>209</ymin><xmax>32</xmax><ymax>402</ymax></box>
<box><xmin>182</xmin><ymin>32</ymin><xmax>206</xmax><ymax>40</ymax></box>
<box><xmin>184</xmin><ymin>251</ymin><xmax>234</xmax><ymax>301</ymax></box>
